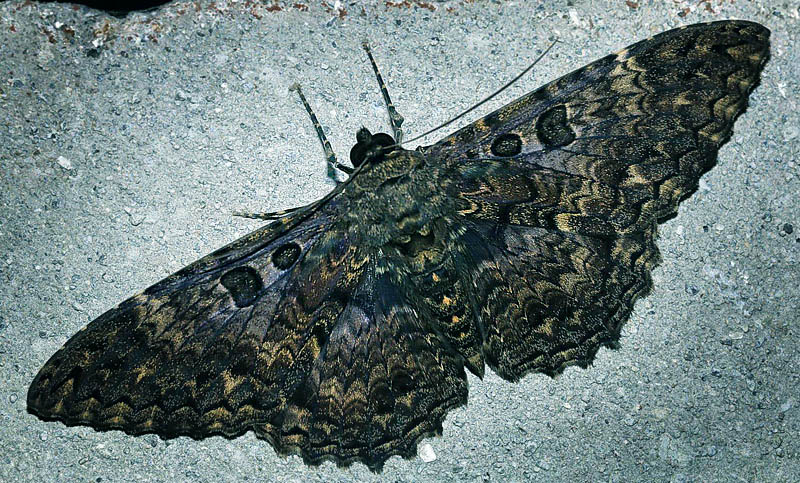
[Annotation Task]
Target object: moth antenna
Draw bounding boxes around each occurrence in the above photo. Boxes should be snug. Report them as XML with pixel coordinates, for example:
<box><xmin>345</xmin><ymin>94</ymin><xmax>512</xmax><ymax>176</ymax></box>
<box><xmin>362</xmin><ymin>41</ymin><xmax>404</xmax><ymax>143</ymax></box>
<box><xmin>398</xmin><ymin>39</ymin><xmax>559</xmax><ymax>147</ymax></box>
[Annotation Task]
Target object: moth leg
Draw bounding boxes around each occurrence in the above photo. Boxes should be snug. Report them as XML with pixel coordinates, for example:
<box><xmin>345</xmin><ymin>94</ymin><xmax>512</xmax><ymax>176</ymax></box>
<box><xmin>290</xmin><ymin>83</ymin><xmax>354</xmax><ymax>180</ymax></box>
<box><xmin>362</xmin><ymin>42</ymin><xmax>404</xmax><ymax>143</ymax></box>
<box><xmin>232</xmin><ymin>205</ymin><xmax>302</xmax><ymax>220</ymax></box>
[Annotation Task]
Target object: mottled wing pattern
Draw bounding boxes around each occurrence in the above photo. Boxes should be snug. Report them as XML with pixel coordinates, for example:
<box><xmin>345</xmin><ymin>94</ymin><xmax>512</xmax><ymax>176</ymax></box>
<box><xmin>27</xmin><ymin>196</ymin><xmax>467</xmax><ymax>470</ymax></box>
<box><xmin>423</xmin><ymin>20</ymin><xmax>769</xmax><ymax>379</ymax></box>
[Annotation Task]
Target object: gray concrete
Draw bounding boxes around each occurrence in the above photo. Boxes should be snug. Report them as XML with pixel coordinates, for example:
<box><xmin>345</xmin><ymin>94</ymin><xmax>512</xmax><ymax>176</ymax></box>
<box><xmin>1</xmin><ymin>1</ymin><xmax>797</xmax><ymax>481</ymax></box>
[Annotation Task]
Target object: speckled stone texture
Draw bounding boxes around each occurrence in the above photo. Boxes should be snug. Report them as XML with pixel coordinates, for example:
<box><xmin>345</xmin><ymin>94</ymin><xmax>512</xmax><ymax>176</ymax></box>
<box><xmin>1</xmin><ymin>1</ymin><xmax>797</xmax><ymax>482</ymax></box>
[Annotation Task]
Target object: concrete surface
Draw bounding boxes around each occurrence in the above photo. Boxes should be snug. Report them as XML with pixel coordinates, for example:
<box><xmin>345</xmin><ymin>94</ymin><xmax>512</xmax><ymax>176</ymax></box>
<box><xmin>0</xmin><ymin>1</ymin><xmax>797</xmax><ymax>481</ymax></box>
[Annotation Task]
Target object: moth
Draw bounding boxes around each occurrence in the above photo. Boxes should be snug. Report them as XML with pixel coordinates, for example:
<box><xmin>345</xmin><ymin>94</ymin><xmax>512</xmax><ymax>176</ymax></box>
<box><xmin>28</xmin><ymin>21</ymin><xmax>769</xmax><ymax>471</ymax></box>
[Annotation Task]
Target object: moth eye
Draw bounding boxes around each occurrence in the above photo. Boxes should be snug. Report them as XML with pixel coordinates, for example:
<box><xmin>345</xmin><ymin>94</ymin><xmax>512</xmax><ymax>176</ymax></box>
<box><xmin>490</xmin><ymin>133</ymin><xmax>523</xmax><ymax>157</ymax></box>
<box><xmin>220</xmin><ymin>266</ymin><xmax>263</xmax><ymax>308</ymax></box>
<box><xmin>535</xmin><ymin>104</ymin><xmax>577</xmax><ymax>148</ymax></box>
<box><xmin>271</xmin><ymin>242</ymin><xmax>301</xmax><ymax>270</ymax></box>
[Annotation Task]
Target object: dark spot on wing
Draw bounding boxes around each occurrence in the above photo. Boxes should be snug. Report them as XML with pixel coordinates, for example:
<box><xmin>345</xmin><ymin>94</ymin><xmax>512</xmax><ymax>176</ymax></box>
<box><xmin>490</xmin><ymin>132</ymin><xmax>523</xmax><ymax>157</ymax></box>
<box><xmin>220</xmin><ymin>266</ymin><xmax>263</xmax><ymax>307</ymax></box>
<box><xmin>535</xmin><ymin>105</ymin><xmax>576</xmax><ymax>148</ymax></box>
<box><xmin>271</xmin><ymin>242</ymin><xmax>301</xmax><ymax>270</ymax></box>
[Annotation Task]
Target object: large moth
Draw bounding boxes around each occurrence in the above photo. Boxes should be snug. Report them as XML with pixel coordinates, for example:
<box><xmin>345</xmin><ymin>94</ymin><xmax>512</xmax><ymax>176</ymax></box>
<box><xmin>28</xmin><ymin>21</ymin><xmax>769</xmax><ymax>470</ymax></box>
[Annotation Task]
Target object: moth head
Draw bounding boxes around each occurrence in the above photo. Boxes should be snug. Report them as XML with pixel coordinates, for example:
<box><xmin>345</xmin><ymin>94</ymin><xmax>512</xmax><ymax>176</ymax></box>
<box><xmin>349</xmin><ymin>127</ymin><xmax>397</xmax><ymax>167</ymax></box>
